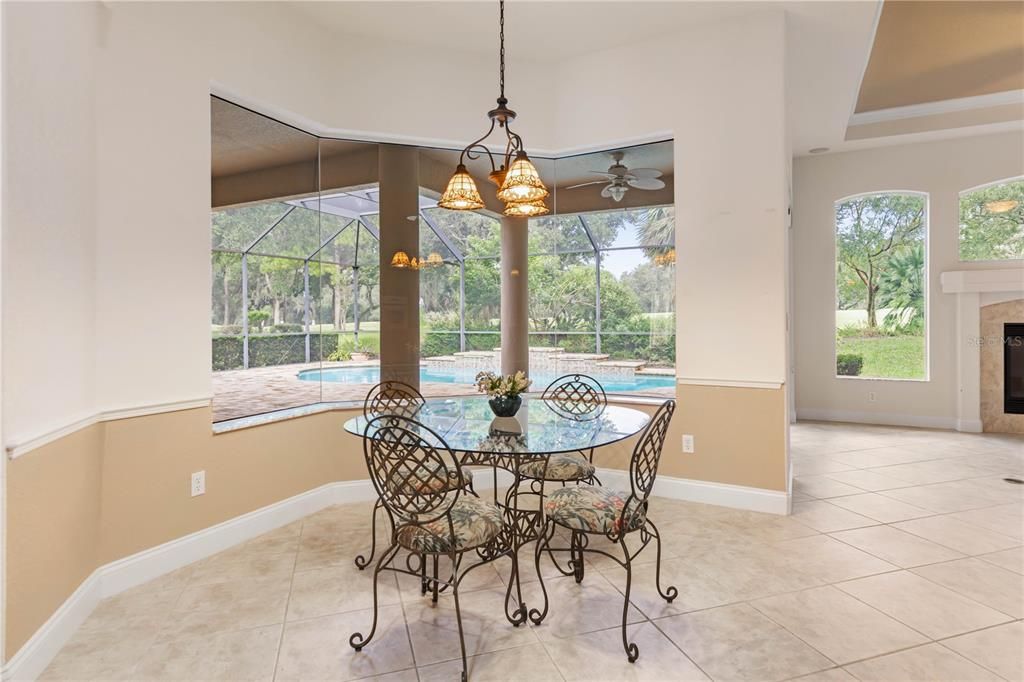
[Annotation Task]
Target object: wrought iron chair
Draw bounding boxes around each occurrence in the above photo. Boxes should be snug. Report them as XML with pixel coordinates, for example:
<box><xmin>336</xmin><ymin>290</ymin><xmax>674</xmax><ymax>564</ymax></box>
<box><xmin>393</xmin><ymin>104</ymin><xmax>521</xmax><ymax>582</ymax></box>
<box><xmin>516</xmin><ymin>374</ymin><xmax>607</xmax><ymax>486</ymax></box>
<box><xmin>529</xmin><ymin>399</ymin><xmax>678</xmax><ymax>664</ymax></box>
<box><xmin>355</xmin><ymin>381</ymin><xmax>472</xmax><ymax>570</ymax></box>
<box><xmin>349</xmin><ymin>416</ymin><xmax>506</xmax><ymax>682</ymax></box>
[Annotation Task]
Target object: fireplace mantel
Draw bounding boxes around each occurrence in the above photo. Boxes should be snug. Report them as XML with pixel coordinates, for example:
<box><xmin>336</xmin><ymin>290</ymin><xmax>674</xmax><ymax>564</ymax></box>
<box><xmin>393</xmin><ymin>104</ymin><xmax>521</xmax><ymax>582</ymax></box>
<box><xmin>941</xmin><ymin>267</ymin><xmax>1024</xmax><ymax>432</ymax></box>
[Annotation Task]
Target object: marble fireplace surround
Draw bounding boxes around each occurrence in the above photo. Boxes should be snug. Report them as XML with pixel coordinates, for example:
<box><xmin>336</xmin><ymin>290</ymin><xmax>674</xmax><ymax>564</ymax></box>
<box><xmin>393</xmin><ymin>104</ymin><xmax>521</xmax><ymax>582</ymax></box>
<box><xmin>941</xmin><ymin>268</ymin><xmax>1024</xmax><ymax>432</ymax></box>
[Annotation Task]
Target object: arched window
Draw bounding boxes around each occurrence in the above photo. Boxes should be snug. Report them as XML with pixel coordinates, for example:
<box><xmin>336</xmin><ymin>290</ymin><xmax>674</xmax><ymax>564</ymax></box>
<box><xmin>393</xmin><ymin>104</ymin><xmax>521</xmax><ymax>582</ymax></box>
<box><xmin>835</xmin><ymin>192</ymin><xmax>928</xmax><ymax>380</ymax></box>
<box><xmin>959</xmin><ymin>177</ymin><xmax>1024</xmax><ymax>261</ymax></box>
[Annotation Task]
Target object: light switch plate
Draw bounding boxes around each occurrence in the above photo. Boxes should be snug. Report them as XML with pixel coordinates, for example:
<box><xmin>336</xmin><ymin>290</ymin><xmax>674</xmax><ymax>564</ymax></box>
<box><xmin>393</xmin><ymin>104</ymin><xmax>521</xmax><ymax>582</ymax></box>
<box><xmin>682</xmin><ymin>434</ymin><xmax>695</xmax><ymax>453</ymax></box>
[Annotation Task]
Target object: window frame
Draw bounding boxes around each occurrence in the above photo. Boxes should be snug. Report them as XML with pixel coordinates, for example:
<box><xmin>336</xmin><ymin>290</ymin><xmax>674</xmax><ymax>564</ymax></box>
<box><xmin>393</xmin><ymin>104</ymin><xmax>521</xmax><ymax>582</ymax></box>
<box><xmin>833</xmin><ymin>190</ymin><xmax>931</xmax><ymax>383</ymax></box>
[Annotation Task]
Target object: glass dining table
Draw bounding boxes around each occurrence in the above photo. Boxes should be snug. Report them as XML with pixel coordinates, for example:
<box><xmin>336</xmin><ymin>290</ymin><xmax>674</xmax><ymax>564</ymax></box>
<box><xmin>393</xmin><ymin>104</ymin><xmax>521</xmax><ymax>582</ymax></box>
<box><xmin>343</xmin><ymin>395</ymin><xmax>651</xmax><ymax>625</ymax></box>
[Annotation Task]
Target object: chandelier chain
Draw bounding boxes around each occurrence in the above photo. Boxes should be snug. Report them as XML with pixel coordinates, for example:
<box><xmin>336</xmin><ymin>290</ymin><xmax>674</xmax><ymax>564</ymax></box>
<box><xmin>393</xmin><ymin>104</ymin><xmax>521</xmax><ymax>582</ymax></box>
<box><xmin>499</xmin><ymin>0</ymin><xmax>505</xmax><ymax>100</ymax></box>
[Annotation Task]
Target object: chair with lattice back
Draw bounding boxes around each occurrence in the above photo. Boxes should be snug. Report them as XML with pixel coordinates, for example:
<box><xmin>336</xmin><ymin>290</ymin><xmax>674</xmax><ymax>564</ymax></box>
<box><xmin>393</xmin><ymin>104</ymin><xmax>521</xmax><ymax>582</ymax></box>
<box><xmin>530</xmin><ymin>399</ymin><xmax>678</xmax><ymax>664</ymax></box>
<box><xmin>354</xmin><ymin>381</ymin><xmax>472</xmax><ymax>571</ymax></box>
<box><xmin>349</xmin><ymin>415</ymin><xmax>504</xmax><ymax>682</ymax></box>
<box><xmin>516</xmin><ymin>374</ymin><xmax>607</xmax><ymax>485</ymax></box>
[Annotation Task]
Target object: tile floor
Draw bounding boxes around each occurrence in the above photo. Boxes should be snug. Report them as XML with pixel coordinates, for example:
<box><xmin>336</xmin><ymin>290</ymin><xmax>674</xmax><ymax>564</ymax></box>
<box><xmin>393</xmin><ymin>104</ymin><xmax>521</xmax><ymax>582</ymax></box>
<box><xmin>42</xmin><ymin>422</ymin><xmax>1023</xmax><ymax>681</ymax></box>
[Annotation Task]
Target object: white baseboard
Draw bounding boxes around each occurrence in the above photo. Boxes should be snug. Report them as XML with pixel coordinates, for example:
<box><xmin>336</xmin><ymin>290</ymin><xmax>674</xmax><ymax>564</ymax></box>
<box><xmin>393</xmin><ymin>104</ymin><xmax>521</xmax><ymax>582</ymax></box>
<box><xmin>596</xmin><ymin>468</ymin><xmax>790</xmax><ymax>515</ymax></box>
<box><xmin>956</xmin><ymin>418</ymin><xmax>984</xmax><ymax>433</ymax></box>
<box><xmin>796</xmin><ymin>407</ymin><xmax>957</xmax><ymax>431</ymax></box>
<box><xmin>1</xmin><ymin>465</ymin><xmax>777</xmax><ymax>680</ymax></box>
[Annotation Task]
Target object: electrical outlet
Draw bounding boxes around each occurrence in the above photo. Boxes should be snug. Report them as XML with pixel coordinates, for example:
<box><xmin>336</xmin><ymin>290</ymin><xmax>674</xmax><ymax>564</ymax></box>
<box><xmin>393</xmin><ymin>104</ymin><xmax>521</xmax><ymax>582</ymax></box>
<box><xmin>682</xmin><ymin>434</ymin><xmax>695</xmax><ymax>453</ymax></box>
<box><xmin>191</xmin><ymin>470</ymin><xmax>206</xmax><ymax>497</ymax></box>
<box><xmin>868</xmin><ymin>391</ymin><xmax>877</xmax><ymax>402</ymax></box>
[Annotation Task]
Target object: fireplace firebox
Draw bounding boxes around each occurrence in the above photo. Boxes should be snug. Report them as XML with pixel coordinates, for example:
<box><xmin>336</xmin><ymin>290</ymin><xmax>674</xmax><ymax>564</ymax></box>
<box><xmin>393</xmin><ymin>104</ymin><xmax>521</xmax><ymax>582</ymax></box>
<box><xmin>1007</xmin><ymin>323</ymin><xmax>1024</xmax><ymax>414</ymax></box>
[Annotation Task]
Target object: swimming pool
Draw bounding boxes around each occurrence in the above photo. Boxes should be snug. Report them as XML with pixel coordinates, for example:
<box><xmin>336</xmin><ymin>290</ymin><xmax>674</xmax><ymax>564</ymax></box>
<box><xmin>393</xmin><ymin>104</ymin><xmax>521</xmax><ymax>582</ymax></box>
<box><xmin>296</xmin><ymin>366</ymin><xmax>675</xmax><ymax>393</ymax></box>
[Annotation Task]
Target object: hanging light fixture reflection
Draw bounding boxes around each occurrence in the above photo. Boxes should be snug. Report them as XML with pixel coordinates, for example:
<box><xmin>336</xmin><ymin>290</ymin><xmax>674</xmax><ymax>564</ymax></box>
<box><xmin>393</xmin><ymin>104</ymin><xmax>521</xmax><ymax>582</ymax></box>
<box><xmin>653</xmin><ymin>249</ymin><xmax>676</xmax><ymax>267</ymax></box>
<box><xmin>390</xmin><ymin>251</ymin><xmax>412</xmax><ymax>268</ymax></box>
<box><xmin>984</xmin><ymin>199</ymin><xmax>1019</xmax><ymax>214</ymax></box>
<box><xmin>438</xmin><ymin>0</ymin><xmax>549</xmax><ymax>217</ymax></box>
<box><xmin>390</xmin><ymin>250</ymin><xmax>445</xmax><ymax>270</ymax></box>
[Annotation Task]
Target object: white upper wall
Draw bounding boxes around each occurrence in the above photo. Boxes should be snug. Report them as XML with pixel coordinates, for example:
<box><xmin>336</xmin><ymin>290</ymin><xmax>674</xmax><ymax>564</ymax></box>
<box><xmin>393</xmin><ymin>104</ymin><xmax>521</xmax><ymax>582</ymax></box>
<box><xmin>552</xmin><ymin>11</ymin><xmax>789</xmax><ymax>384</ymax></box>
<box><xmin>2</xmin><ymin>2</ymin><xmax>99</xmax><ymax>444</ymax></box>
<box><xmin>3</xmin><ymin>1</ymin><xmax>789</xmax><ymax>443</ymax></box>
<box><xmin>792</xmin><ymin>130</ymin><xmax>1024</xmax><ymax>426</ymax></box>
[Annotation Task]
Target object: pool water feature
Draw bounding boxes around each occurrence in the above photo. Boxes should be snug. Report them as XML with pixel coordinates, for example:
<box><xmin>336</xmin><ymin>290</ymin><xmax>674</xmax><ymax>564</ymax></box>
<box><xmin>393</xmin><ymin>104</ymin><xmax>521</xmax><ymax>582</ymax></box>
<box><xmin>297</xmin><ymin>366</ymin><xmax>675</xmax><ymax>393</ymax></box>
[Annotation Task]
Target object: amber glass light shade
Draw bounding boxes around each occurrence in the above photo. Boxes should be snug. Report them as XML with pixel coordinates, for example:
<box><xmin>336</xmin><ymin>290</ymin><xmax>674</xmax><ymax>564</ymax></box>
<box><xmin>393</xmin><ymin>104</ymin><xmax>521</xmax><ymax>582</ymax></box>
<box><xmin>438</xmin><ymin>164</ymin><xmax>485</xmax><ymax>210</ymax></box>
<box><xmin>390</xmin><ymin>251</ymin><xmax>412</xmax><ymax>268</ymax></box>
<box><xmin>984</xmin><ymin>199</ymin><xmax>1019</xmax><ymax>214</ymax></box>
<box><xmin>426</xmin><ymin>252</ymin><xmax>444</xmax><ymax>268</ymax></box>
<box><xmin>503</xmin><ymin>198</ymin><xmax>549</xmax><ymax>218</ymax></box>
<box><xmin>497</xmin><ymin>152</ymin><xmax>549</xmax><ymax>203</ymax></box>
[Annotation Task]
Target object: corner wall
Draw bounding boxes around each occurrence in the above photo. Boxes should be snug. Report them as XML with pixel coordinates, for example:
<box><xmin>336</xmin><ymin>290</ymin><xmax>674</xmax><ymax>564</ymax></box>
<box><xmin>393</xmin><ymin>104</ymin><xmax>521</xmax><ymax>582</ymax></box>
<box><xmin>792</xmin><ymin>131</ymin><xmax>1024</xmax><ymax>427</ymax></box>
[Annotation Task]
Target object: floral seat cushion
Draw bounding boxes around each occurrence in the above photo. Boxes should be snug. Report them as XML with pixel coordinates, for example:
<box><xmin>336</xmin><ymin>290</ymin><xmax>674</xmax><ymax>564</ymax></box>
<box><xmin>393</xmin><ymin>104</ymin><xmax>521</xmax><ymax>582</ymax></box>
<box><xmin>384</xmin><ymin>460</ymin><xmax>471</xmax><ymax>496</ymax></box>
<box><xmin>544</xmin><ymin>485</ymin><xmax>646</xmax><ymax>535</ymax></box>
<box><xmin>518</xmin><ymin>452</ymin><xmax>595</xmax><ymax>481</ymax></box>
<box><xmin>395</xmin><ymin>495</ymin><xmax>503</xmax><ymax>554</ymax></box>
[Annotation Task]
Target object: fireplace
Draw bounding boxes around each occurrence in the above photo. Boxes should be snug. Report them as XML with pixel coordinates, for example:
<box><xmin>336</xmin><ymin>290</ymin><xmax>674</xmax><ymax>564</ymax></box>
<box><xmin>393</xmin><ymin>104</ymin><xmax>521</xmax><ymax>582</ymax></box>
<box><xmin>1007</xmin><ymin>323</ymin><xmax>1024</xmax><ymax>414</ymax></box>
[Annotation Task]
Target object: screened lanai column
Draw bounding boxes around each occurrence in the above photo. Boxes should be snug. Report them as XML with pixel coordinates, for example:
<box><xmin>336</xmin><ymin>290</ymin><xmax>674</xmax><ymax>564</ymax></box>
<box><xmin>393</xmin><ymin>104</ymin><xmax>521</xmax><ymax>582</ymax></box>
<box><xmin>378</xmin><ymin>145</ymin><xmax>420</xmax><ymax>388</ymax></box>
<box><xmin>500</xmin><ymin>216</ymin><xmax>529</xmax><ymax>375</ymax></box>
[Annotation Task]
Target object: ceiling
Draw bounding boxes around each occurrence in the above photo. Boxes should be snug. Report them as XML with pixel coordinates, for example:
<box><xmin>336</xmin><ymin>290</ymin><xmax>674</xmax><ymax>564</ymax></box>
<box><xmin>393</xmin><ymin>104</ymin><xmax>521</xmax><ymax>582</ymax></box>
<box><xmin>856</xmin><ymin>1</ymin><xmax>1024</xmax><ymax>113</ymax></box>
<box><xmin>294</xmin><ymin>1</ymin><xmax>779</xmax><ymax>62</ymax></box>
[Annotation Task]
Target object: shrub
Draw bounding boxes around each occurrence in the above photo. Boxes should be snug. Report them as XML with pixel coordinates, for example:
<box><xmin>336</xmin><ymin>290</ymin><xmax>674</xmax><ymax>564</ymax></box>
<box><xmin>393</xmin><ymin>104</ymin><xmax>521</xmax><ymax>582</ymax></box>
<box><xmin>421</xmin><ymin>331</ymin><xmax>460</xmax><ymax>358</ymax></box>
<box><xmin>328</xmin><ymin>334</ymin><xmax>381</xmax><ymax>361</ymax></box>
<box><xmin>271</xmin><ymin>323</ymin><xmax>303</xmax><ymax>333</ymax></box>
<box><xmin>212</xmin><ymin>336</ymin><xmax>244</xmax><ymax>371</ymax></box>
<box><xmin>836</xmin><ymin>353</ymin><xmax>864</xmax><ymax>376</ymax></box>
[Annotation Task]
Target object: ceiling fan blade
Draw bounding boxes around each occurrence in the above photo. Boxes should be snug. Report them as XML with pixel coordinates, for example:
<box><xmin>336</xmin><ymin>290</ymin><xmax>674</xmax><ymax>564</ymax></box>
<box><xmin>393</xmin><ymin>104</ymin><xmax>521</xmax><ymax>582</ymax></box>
<box><xmin>565</xmin><ymin>180</ymin><xmax>609</xmax><ymax>190</ymax></box>
<box><xmin>625</xmin><ymin>168</ymin><xmax>662</xmax><ymax>179</ymax></box>
<box><xmin>588</xmin><ymin>170</ymin><xmax>618</xmax><ymax>178</ymax></box>
<box><xmin>627</xmin><ymin>178</ymin><xmax>666</xmax><ymax>190</ymax></box>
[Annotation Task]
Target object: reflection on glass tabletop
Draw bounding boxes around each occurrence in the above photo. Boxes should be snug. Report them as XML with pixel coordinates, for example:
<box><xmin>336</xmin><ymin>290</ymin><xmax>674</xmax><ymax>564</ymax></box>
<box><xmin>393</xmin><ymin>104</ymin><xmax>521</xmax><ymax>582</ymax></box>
<box><xmin>343</xmin><ymin>396</ymin><xmax>651</xmax><ymax>456</ymax></box>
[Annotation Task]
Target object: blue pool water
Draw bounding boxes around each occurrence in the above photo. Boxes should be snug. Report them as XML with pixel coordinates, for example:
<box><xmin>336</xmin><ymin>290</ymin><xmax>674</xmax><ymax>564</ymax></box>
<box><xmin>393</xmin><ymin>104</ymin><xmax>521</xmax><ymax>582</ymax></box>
<box><xmin>297</xmin><ymin>366</ymin><xmax>675</xmax><ymax>393</ymax></box>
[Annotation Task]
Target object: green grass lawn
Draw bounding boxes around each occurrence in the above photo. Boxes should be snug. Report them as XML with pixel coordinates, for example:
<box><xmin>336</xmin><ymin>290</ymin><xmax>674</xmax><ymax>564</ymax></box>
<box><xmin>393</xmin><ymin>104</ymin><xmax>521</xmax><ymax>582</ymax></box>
<box><xmin>837</xmin><ymin>334</ymin><xmax>925</xmax><ymax>379</ymax></box>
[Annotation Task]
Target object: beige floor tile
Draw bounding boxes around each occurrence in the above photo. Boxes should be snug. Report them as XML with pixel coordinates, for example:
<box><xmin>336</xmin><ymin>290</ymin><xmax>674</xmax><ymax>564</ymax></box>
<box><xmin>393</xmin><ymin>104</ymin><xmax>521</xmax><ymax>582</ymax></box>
<box><xmin>160</xmin><ymin>575</ymin><xmax>291</xmax><ymax>641</ymax></box>
<box><xmin>844</xmin><ymin>643</ymin><xmax>1002</xmax><ymax>681</ymax></box>
<box><xmin>776</xmin><ymin>534</ymin><xmax>897</xmax><ymax>584</ymax></box>
<box><xmin>417</xmin><ymin>642</ymin><xmax>563</xmax><ymax>681</ymax></box>
<box><xmin>288</xmin><ymin>563</ymin><xmax>401</xmax><ymax>621</ymax></box>
<box><xmin>826</xmin><ymin>492</ymin><xmax>933</xmax><ymax>523</ymax></box>
<box><xmin>913</xmin><ymin>558</ymin><xmax>1024</xmax><ymax>618</ymax></box>
<box><xmin>544</xmin><ymin>621</ymin><xmax>709</xmax><ymax>681</ymax></box>
<box><xmin>122</xmin><ymin>564</ymin><xmax>195</xmax><ymax>596</ymax></box>
<box><xmin>39</xmin><ymin>625</ymin><xmax>158</xmax><ymax>681</ymax></box>
<box><xmin>949</xmin><ymin>503</ymin><xmax>1024</xmax><ymax>541</ymax></box>
<box><xmin>789</xmin><ymin>669</ymin><xmax>857</xmax><ymax>681</ymax></box>
<box><xmin>791</xmin><ymin>500</ymin><xmax>878</xmax><ymax>533</ymax></box>
<box><xmin>871</xmin><ymin>459</ymin><xmax>997</xmax><ymax>486</ymax></box>
<box><xmin>942</xmin><ymin>622</ymin><xmax>1024</xmax><ymax>682</ymax></box>
<box><xmin>276</xmin><ymin>606</ymin><xmax>414</xmax><ymax>681</ymax></box>
<box><xmin>793</xmin><ymin>476</ymin><xmax>865</xmax><ymax>499</ymax></box>
<box><xmin>829</xmin><ymin>525</ymin><xmax>964</xmax><ymax>567</ymax></box>
<box><xmin>883</xmin><ymin>481</ymin><xmax>1002</xmax><ymax>513</ymax></box>
<box><xmin>830</xmin><ymin>449</ymin><xmax>928</xmax><ymax>471</ymax></box>
<box><xmin>362</xmin><ymin>669</ymin><xmax>420</xmax><ymax>682</ymax></box>
<box><xmin>979</xmin><ymin>546</ymin><xmax>1024</xmax><ymax>574</ymax></box>
<box><xmin>836</xmin><ymin>571</ymin><xmax>1012</xmax><ymax>639</ymax></box>
<box><xmin>523</xmin><ymin>572</ymin><xmax>647</xmax><ymax>641</ymax></box>
<box><xmin>405</xmin><ymin>587</ymin><xmax>540</xmax><ymax>666</ymax></box>
<box><xmin>657</xmin><ymin>603</ymin><xmax>832</xmax><ymax>682</ymax></box>
<box><xmin>134</xmin><ymin>624</ymin><xmax>281</xmax><ymax>682</ymax></box>
<box><xmin>824</xmin><ymin>468</ymin><xmax>911</xmax><ymax>491</ymax></box>
<box><xmin>750</xmin><ymin>585</ymin><xmax>927</xmax><ymax>664</ymax></box>
<box><xmin>791</xmin><ymin>457</ymin><xmax>856</xmax><ymax>477</ymax></box>
<box><xmin>187</xmin><ymin>550</ymin><xmax>297</xmax><ymax>586</ymax></box>
<box><xmin>77</xmin><ymin>587</ymin><xmax>182</xmax><ymax>636</ymax></box>
<box><xmin>892</xmin><ymin>515</ymin><xmax>1020</xmax><ymax>556</ymax></box>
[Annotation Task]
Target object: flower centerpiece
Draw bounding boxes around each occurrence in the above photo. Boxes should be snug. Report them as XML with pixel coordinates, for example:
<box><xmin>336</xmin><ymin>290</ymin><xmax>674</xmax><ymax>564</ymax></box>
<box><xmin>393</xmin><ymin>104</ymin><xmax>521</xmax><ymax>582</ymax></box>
<box><xmin>475</xmin><ymin>370</ymin><xmax>531</xmax><ymax>417</ymax></box>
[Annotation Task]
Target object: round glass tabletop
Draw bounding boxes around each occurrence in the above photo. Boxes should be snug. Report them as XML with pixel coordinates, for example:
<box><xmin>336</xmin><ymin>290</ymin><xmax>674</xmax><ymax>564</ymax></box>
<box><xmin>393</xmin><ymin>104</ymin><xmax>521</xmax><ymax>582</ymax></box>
<box><xmin>343</xmin><ymin>396</ymin><xmax>651</xmax><ymax>456</ymax></box>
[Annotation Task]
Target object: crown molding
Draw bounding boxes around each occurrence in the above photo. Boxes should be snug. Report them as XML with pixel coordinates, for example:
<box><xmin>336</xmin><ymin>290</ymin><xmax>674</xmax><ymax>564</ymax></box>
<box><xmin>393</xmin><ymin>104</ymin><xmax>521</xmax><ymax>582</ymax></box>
<box><xmin>850</xmin><ymin>90</ymin><xmax>1024</xmax><ymax>127</ymax></box>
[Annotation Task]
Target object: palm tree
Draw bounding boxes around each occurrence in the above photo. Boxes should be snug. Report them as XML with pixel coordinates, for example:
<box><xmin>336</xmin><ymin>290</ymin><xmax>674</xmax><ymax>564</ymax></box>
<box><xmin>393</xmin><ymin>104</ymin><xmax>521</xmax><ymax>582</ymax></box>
<box><xmin>878</xmin><ymin>245</ymin><xmax>924</xmax><ymax>332</ymax></box>
<box><xmin>635</xmin><ymin>207</ymin><xmax>675</xmax><ymax>259</ymax></box>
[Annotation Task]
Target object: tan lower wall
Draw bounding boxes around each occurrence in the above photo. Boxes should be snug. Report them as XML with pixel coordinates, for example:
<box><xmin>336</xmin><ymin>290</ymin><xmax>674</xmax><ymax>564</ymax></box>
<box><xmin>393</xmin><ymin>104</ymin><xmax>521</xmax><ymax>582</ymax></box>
<box><xmin>596</xmin><ymin>384</ymin><xmax>788</xmax><ymax>491</ymax></box>
<box><xmin>4</xmin><ymin>386</ymin><xmax>787</xmax><ymax>660</ymax></box>
<box><xmin>5</xmin><ymin>425</ymin><xmax>104</xmax><ymax>660</ymax></box>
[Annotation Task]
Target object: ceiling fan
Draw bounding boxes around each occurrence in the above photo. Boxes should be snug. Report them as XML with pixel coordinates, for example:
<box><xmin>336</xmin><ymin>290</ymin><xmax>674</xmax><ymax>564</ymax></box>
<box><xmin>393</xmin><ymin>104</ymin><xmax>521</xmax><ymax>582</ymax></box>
<box><xmin>565</xmin><ymin>151</ymin><xmax>666</xmax><ymax>202</ymax></box>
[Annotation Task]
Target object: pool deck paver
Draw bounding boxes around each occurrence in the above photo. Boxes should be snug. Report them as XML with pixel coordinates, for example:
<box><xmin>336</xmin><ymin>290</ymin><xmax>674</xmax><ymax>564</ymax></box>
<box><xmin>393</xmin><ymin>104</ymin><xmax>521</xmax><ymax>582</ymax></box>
<box><xmin>212</xmin><ymin>361</ymin><xmax>674</xmax><ymax>422</ymax></box>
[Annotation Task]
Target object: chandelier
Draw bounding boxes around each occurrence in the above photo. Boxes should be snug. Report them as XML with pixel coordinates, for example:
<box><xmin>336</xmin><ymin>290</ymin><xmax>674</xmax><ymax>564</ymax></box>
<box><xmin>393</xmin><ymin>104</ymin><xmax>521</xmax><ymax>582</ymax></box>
<box><xmin>438</xmin><ymin>0</ymin><xmax>549</xmax><ymax>217</ymax></box>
